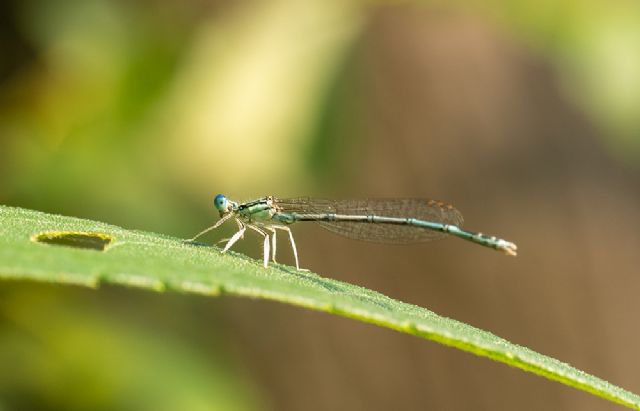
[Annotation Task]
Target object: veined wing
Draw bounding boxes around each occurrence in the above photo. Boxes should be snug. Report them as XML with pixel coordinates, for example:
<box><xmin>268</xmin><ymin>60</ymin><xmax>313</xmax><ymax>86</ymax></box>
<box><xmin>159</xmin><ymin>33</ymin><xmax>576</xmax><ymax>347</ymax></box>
<box><xmin>273</xmin><ymin>197</ymin><xmax>464</xmax><ymax>244</ymax></box>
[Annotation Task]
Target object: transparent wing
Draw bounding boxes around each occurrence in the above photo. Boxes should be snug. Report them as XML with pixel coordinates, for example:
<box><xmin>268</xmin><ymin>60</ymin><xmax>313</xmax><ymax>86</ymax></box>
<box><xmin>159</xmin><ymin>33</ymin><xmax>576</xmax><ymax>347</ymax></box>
<box><xmin>273</xmin><ymin>197</ymin><xmax>464</xmax><ymax>244</ymax></box>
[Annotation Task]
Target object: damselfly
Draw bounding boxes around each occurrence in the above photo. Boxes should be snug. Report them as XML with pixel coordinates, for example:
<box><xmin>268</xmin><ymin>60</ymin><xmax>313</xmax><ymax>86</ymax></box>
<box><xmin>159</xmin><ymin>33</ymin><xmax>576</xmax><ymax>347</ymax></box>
<box><xmin>188</xmin><ymin>195</ymin><xmax>517</xmax><ymax>269</ymax></box>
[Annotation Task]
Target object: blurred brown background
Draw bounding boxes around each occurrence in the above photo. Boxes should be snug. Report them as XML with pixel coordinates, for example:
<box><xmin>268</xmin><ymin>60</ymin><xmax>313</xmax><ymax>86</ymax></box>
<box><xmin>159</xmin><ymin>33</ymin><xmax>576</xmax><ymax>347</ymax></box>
<box><xmin>1</xmin><ymin>1</ymin><xmax>639</xmax><ymax>410</ymax></box>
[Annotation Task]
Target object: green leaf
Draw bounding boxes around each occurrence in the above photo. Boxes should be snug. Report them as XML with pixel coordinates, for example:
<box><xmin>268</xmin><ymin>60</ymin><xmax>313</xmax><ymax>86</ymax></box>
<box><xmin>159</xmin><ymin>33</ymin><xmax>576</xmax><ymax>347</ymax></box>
<box><xmin>1</xmin><ymin>204</ymin><xmax>638</xmax><ymax>410</ymax></box>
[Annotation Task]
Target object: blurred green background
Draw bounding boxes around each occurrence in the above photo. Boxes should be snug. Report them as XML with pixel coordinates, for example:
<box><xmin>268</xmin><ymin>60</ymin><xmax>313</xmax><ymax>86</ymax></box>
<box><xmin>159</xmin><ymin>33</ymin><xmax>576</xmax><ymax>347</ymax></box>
<box><xmin>1</xmin><ymin>0</ymin><xmax>639</xmax><ymax>410</ymax></box>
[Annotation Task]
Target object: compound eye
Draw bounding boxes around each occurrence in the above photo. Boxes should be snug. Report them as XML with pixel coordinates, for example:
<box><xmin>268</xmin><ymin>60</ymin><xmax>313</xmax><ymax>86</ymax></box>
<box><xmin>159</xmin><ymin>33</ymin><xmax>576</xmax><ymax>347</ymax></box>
<box><xmin>213</xmin><ymin>194</ymin><xmax>227</xmax><ymax>211</ymax></box>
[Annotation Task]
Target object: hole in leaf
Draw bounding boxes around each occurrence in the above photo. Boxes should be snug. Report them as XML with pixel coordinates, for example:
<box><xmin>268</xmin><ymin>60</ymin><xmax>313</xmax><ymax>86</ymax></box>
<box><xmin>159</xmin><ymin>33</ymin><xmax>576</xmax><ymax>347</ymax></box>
<box><xmin>32</xmin><ymin>231</ymin><xmax>112</xmax><ymax>251</ymax></box>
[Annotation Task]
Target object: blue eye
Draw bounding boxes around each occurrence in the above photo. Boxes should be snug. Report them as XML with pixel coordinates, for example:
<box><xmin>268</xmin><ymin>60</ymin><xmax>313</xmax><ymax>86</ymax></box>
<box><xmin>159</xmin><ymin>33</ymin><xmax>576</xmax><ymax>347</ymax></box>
<box><xmin>214</xmin><ymin>194</ymin><xmax>227</xmax><ymax>211</ymax></box>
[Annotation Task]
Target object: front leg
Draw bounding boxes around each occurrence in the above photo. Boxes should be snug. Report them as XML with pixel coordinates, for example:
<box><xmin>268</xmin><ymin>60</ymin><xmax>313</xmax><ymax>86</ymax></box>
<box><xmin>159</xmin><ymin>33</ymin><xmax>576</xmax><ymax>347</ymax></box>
<box><xmin>222</xmin><ymin>219</ymin><xmax>246</xmax><ymax>252</ymax></box>
<box><xmin>187</xmin><ymin>212</ymin><xmax>235</xmax><ymax>242</ymax></box>
<box><xmin>216</xmin><ymin>219</ymin><xmax>245</xmax><ymax>245</ymax></box>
